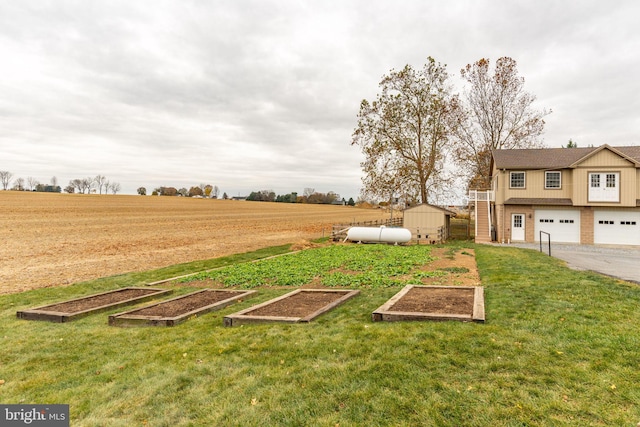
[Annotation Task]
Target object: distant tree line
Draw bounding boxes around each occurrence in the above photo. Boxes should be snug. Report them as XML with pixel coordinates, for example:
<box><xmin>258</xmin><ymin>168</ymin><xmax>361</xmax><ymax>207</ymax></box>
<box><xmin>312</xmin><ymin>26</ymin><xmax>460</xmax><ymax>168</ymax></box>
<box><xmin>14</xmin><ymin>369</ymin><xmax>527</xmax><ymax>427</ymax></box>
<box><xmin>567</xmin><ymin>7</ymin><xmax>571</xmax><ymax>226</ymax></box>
<box><xmin>247</xmin><ymin>190</ymin><xmax>277</xmax><ymax>202</ymax></box>
<box><xmin>64</xmin><ymin>176</ymin><xmax>121</xmax><ymax>194</ymax></box>
<box><xmin>0</xmin><ymin>172</ymin><xmax>122</xmax><ymax>194</ymax></box>
<box><xmin>149</xmin><ymin>184</ymin><xmax>220</xmax><ymax>198</ymax></box>
<box><xmin>0</xmin><ymin>171</ymin><xmax>358</xmax><ymax>205</ymax></box>
<box><xmin>0</xmin><ymin>171</ymin><xmax>45</xmax><ymax>191</ymax></box>
<box><xmin>246</xmin><ymin>188</ymin><xmax>355</xmax><ymax>206</ymax></box>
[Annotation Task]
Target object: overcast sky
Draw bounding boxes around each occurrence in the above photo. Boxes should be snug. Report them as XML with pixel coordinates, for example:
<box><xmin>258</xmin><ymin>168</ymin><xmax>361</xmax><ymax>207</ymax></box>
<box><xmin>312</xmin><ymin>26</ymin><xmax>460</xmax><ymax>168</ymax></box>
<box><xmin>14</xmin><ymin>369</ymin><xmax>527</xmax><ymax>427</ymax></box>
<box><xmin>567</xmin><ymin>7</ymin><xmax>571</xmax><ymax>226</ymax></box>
<box><xmin>2</xmin><ymin>1</ymin><xmax>640</xmax><ymax>201</ymax></box>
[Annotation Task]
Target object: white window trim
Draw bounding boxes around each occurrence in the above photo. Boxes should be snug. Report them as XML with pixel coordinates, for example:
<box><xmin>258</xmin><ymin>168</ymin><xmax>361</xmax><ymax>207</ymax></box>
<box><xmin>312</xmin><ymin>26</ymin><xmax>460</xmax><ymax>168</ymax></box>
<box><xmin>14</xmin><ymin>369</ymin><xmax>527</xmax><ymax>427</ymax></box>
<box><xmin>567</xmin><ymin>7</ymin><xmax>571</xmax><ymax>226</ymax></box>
<box><xmin>510</xmin><ymin>171</ymin><xmax>526</xmax><ymax>189</ymax></box>
<box><xmin>545</xmin><ymin>171</ymin><xmax>562</xmax><ymax>189</ymax></box>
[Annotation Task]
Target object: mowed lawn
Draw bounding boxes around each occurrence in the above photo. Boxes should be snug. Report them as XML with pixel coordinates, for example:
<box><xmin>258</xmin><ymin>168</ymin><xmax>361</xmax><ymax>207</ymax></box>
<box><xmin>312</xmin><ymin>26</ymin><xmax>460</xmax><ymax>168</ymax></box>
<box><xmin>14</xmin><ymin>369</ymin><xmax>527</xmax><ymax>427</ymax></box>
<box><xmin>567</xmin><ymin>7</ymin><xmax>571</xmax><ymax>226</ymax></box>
<box><xmin>1</xmin><ymin>243</ymin><xmax>639</xmax><ymax>426</ymax></box>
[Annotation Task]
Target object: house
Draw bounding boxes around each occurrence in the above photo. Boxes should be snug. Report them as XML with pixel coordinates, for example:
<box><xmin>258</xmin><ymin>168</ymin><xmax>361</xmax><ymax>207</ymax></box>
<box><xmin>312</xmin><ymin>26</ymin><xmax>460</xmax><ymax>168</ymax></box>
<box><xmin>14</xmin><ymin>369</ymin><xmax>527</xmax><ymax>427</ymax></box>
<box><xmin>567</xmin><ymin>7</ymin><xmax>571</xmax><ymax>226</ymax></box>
<box><xmin>403</xmin><ymin>203</ymin><xmax>457</xmax><ymax>243</ymax></box>
<box><xmin>470</xmin><ymin>144</ymin><xmax>640</xmax><ymax>246</ymax></box>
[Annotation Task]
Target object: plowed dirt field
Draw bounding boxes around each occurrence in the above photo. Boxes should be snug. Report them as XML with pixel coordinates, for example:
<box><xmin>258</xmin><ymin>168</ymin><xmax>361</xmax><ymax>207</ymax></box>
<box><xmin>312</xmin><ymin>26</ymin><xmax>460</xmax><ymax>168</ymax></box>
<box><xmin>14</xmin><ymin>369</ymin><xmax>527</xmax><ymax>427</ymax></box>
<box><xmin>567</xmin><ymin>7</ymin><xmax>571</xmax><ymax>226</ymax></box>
<box><xmin>0</xmin><ymin>192</ymin><xmax>392</xmax><ymax>294</ymax></box>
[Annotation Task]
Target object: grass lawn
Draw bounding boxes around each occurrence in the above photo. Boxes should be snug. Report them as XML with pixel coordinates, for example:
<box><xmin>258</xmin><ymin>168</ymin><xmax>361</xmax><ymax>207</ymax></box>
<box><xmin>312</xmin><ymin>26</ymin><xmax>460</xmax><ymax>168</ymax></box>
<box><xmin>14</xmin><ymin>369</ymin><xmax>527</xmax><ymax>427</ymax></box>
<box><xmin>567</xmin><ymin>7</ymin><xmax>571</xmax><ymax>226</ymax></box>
<box><xmin>1</xmin><ymin>243</ymin><xmax>639</xmax><ymax>426</ymax></box>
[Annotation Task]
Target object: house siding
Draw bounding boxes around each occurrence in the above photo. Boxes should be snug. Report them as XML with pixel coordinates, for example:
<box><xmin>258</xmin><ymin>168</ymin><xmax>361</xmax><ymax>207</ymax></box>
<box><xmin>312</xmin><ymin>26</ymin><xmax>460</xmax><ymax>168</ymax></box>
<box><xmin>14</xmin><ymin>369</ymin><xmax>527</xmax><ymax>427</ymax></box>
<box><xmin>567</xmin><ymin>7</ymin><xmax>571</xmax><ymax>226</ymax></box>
<box><xmin>495</xmin><ymin>170</ymin><xmax>574</xmax><ymax>203</ymax></box>
<box><xmin>571</xmin><ymin>167</ymin><xmax>637</xmax><ymax>206</ymax></box>
<box><xmin>577</xmin><ymin>149</ymin><xmax>634</xmax><ymax>168</ymax></box>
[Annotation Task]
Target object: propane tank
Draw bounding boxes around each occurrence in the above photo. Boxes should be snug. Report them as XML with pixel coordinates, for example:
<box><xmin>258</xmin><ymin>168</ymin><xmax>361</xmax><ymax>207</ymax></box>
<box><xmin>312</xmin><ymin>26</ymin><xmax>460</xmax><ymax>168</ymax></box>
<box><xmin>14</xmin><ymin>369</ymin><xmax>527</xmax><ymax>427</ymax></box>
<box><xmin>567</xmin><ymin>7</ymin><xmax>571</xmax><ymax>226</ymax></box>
<box><xmin>346</xmin><ymin>226</ymin><xmax>412</xmax><ymax>244</ymax></box>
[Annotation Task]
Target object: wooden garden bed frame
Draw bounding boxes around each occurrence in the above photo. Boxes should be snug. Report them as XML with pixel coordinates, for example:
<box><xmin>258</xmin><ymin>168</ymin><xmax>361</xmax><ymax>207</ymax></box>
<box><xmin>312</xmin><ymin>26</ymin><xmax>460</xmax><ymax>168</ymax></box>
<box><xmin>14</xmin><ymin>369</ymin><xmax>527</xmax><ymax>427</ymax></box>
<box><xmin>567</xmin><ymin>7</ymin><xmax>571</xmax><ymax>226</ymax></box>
<box><xmin>109</xmin><ymin>289</ymin><xmax>256</xmax><ymax>327</ymax></box>
<box><xmin>224</xmin><ymin>289</ymin><xmax>359</xmax><ymax>327</ymax></box>
<box><xmin>372</xmin><ymin>285</ymin><xmax>485</xmax><ymax>323</ymax></box>
<box><xmin>16</xmin><ymin>287</ymin><xmax>172</xmax><ymax>323</ymax></box>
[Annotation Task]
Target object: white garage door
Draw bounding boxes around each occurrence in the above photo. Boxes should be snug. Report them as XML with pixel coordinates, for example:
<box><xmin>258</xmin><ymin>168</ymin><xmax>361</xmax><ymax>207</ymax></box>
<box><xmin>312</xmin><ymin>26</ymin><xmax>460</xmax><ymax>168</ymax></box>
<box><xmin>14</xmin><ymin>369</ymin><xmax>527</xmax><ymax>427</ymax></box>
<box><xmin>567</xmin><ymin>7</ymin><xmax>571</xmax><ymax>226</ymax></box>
<box><xmin>534</xmin><ymin>209</ymin><xmax>581</xmax><ymax>243</ymax></box>
<box><xmin>594</xmin><ymin>210</ymin><xmax>640</xmax><ymax>245</ymax></box>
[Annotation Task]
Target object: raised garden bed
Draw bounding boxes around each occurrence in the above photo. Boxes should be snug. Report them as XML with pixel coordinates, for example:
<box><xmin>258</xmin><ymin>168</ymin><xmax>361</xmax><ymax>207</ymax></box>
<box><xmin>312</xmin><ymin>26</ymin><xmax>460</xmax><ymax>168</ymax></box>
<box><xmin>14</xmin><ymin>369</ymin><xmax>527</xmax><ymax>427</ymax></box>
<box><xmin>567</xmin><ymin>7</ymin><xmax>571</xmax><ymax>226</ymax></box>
<box><xmin>16</xmin><ymin>287</ymin><xmax>172</xmax><ymax>323</ymax></box>
<box><xmin>224</xmin><ymin>289</ymin><xmax>359</xmax><ymax>326</ymax></box>
<box><xmin>372</xmin><ymin>285</ymin><xmax>485</xmax><ymax>323</ymax></box>
<box><xmin>109</xmin><ymin>289</ymin><xmax>256</xmax><ymax>327</ymax></box>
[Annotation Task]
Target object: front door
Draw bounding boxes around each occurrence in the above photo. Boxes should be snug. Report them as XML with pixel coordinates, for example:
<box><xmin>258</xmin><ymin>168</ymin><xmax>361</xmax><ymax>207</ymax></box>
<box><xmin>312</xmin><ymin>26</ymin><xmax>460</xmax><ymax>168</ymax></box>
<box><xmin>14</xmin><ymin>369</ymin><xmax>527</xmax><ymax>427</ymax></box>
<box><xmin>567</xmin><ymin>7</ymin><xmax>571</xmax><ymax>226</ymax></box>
<box><xmin>511</xmin><ymin>214</ymin><xmax>525</xmax><ymax>241</ymax></box>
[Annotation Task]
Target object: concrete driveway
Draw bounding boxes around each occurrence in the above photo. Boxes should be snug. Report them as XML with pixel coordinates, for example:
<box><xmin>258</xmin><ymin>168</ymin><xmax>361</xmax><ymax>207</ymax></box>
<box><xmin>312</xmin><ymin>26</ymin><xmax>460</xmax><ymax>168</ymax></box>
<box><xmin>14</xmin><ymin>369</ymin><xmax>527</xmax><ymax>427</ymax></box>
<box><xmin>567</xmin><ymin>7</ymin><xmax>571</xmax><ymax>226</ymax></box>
<box><xmin>506</xmin><ymin>243</ymin><xmax>640</xmax><ymax>284</ymax></box>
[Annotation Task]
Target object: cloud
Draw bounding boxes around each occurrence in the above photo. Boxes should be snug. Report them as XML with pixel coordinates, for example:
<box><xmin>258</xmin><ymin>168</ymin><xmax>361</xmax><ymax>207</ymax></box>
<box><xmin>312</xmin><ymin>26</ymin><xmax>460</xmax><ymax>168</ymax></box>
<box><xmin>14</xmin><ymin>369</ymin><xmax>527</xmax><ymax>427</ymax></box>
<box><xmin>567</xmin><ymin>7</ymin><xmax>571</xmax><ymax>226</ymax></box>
<box><xmin>1</xmin><ymin>0</ymin><xmax>639</xmax><ymax>200</ymax></box>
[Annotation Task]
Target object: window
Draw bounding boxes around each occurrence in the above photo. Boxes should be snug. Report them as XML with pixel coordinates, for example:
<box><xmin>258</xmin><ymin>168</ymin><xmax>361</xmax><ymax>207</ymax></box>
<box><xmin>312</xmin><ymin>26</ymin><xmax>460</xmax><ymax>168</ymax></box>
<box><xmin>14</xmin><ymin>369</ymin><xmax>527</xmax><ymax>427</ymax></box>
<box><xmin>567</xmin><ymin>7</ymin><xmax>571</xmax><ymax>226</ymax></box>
<box><xmin>513</xmin><ymin>215</ymin><xmax>523</xmax><ymax>228</ymax></box>
<box><xmin>588</xmin><ymin>172</ymin><xmax>619</xmax><ymax>202</ymax></box>
<box><xmin>539</xmin><ymin>219</ymin><xmax>554</xmax><ymax>223</ymax></box>
<box><xmin>620</xmin><ymin>221</ymin><xmax>637</xmax><ymax>225</ymax></box>
<box><xmin>510</xmin><ymin>171</ymin><xmax>525</xmax><ymax>188</ymax></box>
<box><xmin>559</xmin><ymin>219</ymin><xmax>574</xmax><ymax>224</ymax></box>
<box><xmin>545</xmin><ymin>171</ymin><xmax>561</xmax><ymax>189</ymax></box>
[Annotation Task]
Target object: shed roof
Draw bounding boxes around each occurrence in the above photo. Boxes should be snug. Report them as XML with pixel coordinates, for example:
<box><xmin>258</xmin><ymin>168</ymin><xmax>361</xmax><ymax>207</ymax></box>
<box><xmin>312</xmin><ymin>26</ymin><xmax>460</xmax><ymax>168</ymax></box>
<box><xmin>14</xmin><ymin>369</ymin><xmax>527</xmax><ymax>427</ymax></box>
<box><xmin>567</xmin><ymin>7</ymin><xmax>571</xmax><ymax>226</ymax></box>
<box><xmin>404</xmin><ymin>203</ymin><xmax>457</xmax><ymax>216</ymax></box>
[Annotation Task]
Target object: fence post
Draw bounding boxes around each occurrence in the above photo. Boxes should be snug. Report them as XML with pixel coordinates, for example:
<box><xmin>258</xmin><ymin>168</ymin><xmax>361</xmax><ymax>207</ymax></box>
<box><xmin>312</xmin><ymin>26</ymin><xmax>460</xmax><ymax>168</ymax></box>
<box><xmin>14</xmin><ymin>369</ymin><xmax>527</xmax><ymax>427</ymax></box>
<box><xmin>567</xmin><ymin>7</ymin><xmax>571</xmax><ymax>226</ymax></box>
<box><xmin>539</xmin><ymin>231</ymin><xmax>551</xmax><ymax>256</ymax></box>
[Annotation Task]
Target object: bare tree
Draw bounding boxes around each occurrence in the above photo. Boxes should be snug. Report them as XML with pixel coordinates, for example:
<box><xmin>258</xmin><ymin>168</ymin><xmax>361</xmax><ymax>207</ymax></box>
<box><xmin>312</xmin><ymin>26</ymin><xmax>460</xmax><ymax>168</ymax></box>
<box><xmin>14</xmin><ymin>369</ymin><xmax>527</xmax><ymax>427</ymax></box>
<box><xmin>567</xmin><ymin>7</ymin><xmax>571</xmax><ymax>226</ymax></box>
<box><xmin>13</xmin><ymin>177</ymin><xmax>25</xmax><ymax>191</ymax></box>
<box><xmin>212</xmin><ymin>185</ymin><xmax>220</xmax><ymax>199</ymax></box>
<box><xmin>452</xmin><ymin>57</ymin><xmax>551</xmax><ymax>188</ymax></box>
<box><xmin>69</xmin><ymin>179</ymin><xmax>85</xmax><ymax>193</ymax></box>
<box><xmin>326</xmin><ymin>191</ymin><xmax>340</xmax><ymax>204</ymax></box>
<box><xmin>95</xmin><ymin>175</ymin><xmax>107</xmax><ymax>194</ymax></box>
<box><xmin>352</xmin><ymin>57</ymin><xmax>456</xmax><ymax>204</ymax></box>
<box><xmin>108</xmin><ymin>182</ymin><xmax>121</xmax><ymax>195</ymax></box>
<box><xmin>27</xmin><ymin>177</ymin><xmax>38</xmax><ymax>191</ymax></box>
<box><xmin>81</xmin><ymin>177</ymin><xmax>94</xmax><ymax>194</ymax></box>
<box><xmin>50</xmin><ymin>176</ymin><xmax>58</xmax><ymax>187</ymax></box>
<box><xmin>0</xmin><ymin>171</ymin><xmax>13</xmax><ymax>190</ymax></box>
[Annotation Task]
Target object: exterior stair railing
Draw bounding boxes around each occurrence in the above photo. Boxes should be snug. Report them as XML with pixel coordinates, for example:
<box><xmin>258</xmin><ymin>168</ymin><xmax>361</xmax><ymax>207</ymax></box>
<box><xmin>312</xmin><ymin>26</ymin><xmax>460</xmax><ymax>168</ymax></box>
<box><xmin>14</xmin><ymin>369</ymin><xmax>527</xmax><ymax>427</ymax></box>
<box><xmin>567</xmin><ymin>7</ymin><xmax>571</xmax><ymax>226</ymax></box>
<box><xmin>468</xmin><ymin>190</ymin><xmax>494</xmax><ymax>242</ymax></box>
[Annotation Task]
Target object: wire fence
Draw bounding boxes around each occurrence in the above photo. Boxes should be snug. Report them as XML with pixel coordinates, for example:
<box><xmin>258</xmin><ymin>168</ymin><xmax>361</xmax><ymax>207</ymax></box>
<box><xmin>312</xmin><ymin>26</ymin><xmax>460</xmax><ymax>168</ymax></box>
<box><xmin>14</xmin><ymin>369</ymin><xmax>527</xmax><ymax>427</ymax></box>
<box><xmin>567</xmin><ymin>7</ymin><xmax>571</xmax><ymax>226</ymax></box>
<box><xmin>450</xmin><ymin>219</ymin><xmax>474</xmax><ymax>240</ymax></box>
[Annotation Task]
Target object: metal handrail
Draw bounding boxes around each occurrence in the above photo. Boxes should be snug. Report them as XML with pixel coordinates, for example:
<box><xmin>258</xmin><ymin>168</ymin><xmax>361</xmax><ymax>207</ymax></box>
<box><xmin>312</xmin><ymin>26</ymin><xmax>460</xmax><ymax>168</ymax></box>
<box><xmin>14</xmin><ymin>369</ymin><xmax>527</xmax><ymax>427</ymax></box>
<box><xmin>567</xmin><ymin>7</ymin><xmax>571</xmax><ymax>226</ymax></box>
<box><xmin>539</xmin><ymin>231</ymin><xmax>551</xmax><ymax>256</ymax></box>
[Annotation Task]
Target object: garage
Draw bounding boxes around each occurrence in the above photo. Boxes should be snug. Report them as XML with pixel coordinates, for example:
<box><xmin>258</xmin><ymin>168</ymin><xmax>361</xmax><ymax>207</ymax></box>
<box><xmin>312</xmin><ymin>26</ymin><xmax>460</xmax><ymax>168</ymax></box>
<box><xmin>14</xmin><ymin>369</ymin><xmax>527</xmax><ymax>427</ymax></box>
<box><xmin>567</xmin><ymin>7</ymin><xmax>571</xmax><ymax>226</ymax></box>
<box><xmin>594</xmin><ymin>210</ymin><xmax>640</xmax><ymax>245</ymax></box>
<box><xmin>534</xmin><ymin>209</ymin><xmax>581</xmax><ymax>243</ymax></box>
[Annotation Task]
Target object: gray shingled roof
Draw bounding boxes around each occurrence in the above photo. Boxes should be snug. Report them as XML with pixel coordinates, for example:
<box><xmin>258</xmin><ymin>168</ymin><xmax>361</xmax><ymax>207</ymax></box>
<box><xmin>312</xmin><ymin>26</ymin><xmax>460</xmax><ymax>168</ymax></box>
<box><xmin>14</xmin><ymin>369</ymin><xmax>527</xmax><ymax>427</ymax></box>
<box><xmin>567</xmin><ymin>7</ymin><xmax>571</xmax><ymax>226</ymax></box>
<box><xmin>492</xmin><ymin>145</ymin><xmax>640</xmax><ymax>170</ymax></box>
